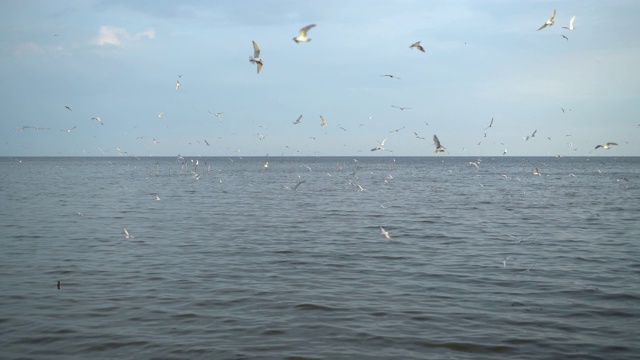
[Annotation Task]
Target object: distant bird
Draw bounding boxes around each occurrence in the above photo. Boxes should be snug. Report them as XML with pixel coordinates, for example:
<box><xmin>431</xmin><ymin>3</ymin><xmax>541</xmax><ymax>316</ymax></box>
<box><xmin>175</xmin><ymin>80</ymin><xmax>181</xmax><ymax>90</ymax></box>
<box><xmin>525</xmin><ymin>129</ymin><xmax>537</xmax><ymax>141</ymax></box>
<box><xmin>380</xmin><ymin>74</ymin><xmax>401</xmax><ymax>79</ymax></box>
<box><xmin>371</xmin><ymin>138</ymin><xmax>388</xmax><ymax>152</ymax></box>
<box><xmin>123</xmin><ymin>228</ymin><xmax>133</xmax><ymax>239</ymax></box>
<box><xmin>64</xmin><ymin>105</ymin><xmax>72</xmax><ymax>111</ymax></box>
<box><xmin>263</xmin><ymin>161</ymin><xmax>269</xmax><ymax>169</ymax></box>
<box><xmin>595</xmin><ymin>142</ymin><xmax>618</xmax><ymax>150</ymax></box>
<box><xmin>533</xmin><ymin>168</ymin><xmax>541</xmax><ymax>176</ymax></box>
<box><xmin>157</xmin><ymin>112</ymin><xmax>164</xmax><ymax>118</ymax></box>
<box><xmin>249</xmin><ymin>40</ymin><xmax>263</xmax><ymax>74</ymax></box>
<box><xmin>414</xmin><ymin>132</ymin><xmax>425</xmax><ymax>140</ymax></box>
<box><xmin>409</xmin><ymin>41</ymin><xmax>425</xmax><ymax>52</ymax></box>
<box><xmin>320</xmin><ymin>115</ymin><xmax>327</xmax><ymax>127</ymax></box>
<box><xmin>561</xmin><ymin>34</ymin><xmax>569</xmax><ymax>41</ymax></box>
<box><xmin>388</xmin><ymin>126</ymin><xmax>405</xmax><ymax>133</ymax></box>
<box><xmin>562</xmin><ymin>15</ymin><xmax>576</xmax><ymax>31</ymax></box>
<box><xmin>537</xmin><ymin>9</ymin><xmax>556</xmax><ymax>30</ymax></box>
<box><xmin>154</xmin><ymin>194</ymin><xmax>161</xmax><ymax>201</ymax></box>
<box><xmin>293</xmin><ymin>115</ymin><xmax>302</xmax><ymax>124</ymax></box>
<box><xmin>57</xmin><ymin>281</ymin><xmax>60</xmax><ymax>290</ymax></box>
<box><xmin>204</xmin><ymin>139</ymin><xmax>210</xmax><ymax>146</ymax></box>
<box><xmin>503</xmin><ymin>148</ymin><xmax>507</xmax><ymax>155</ymax></box>
<box><xmin>379</xmin><ymin>226</ymin><xmax>392</xmax><ymax>240</ymax></box>
<box><xmin>153</xmin><ymin>138</ymin><xmax>159</xmax><ymax>144</ymax></box>
<box><xmin>61</xmin><ymin>126</ymin><xmax>76</xmax><ymax>133</ymax></box>
<box><xmin>91</xmin><ymin>117</ymin><xmax>104</xmax><ymax>125</ymax></box>
<box><xmin>433</xmin><ymin>134</ymin><xmax>446</xmax><ymax>153</ymax></box>
<box><xmin>391</xmin><ymin>105</ymin><xmax>411</xmax><ymax>111</ymax></box>
<box><xmin>208</xmin><ymin>112</ymin><xmax>223</xmax><ymax>121</ymax></box>
<box><xmin>484</xmin><ymin>117</ymin><xmax>494</xmax><ymax>130</ymax></box>
<box><xmin>293</xmin><ymin>180</ymin><xmax>305</xmax><ymax>191</ymax></box>
<box><xmin>293</xmin><ymin>24</ymin><xmax>316</xmax><ymax>43</ymax></box>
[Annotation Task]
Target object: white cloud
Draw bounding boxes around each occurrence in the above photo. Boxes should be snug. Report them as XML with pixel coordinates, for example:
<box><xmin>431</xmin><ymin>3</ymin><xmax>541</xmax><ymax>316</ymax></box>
<box><xmin>92</xmin><ymin>26</ymin><xmax>155</xmax><ymax>47</ymax></box>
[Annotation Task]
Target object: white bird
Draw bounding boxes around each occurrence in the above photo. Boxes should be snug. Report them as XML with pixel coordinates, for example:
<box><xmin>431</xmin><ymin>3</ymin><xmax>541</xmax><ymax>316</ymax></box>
<box><xmin>293</xmin><ymin>115</ymin><xmax>302</xmax><ymax>124</ymax></box>
<box><xmin>537</xmin><ymin>9</ymin><xmax>556</xmax><ymax>30</ymax></box>
<box><xmin>123</xmin><ymin>228</ymin><xmax>134</xmax><ymax>239</ymax></box>
<box><xmin>391</xmin><ymin>105</ymin><xmax>411</xmax><ymax>111</ymax></box>
<box><xmin>433</xmin><ymin>134</ymin><xmax>445</xmax><ymax>153</ymax></box>
<box><xmin>533</xmin><ymin>168</ymin><xmax>541</xmax><ymax>176</ymax></box>
<box><xmin>175</xmin><ymin>80</ymin><xmax>181</xmax><ymax>90</ymax></box>
<box><xmin>320</xmin><ymin>115</ymin><xmax>327</xmax><ymax>127</ymax></box>
<box><xmin>92</xmin><ymin>117</ymin><xmax>104</xmax><ymax>125</ymax></box>
<box><xmin>379</xmin><ymin>226</ymin><xmax>392</xmax><ymax>240</ymax></box>
<box><xmin>371</xmin><ymin>138</ymin><xmax>388</xmax><ymax>152</ymax></box>
<box><xmin>61</xmin><ymin>126</ymin><xmax>76</xmax><ymax>133</ymax></box>
<box><xmin>562</xmin><ymin>15</ymin><xmax>576</xmax><ymax>30</ymax></box>
<box><xmin>157</xmin><ymin>112</ymin><xmax>164</xmax><ymax>118</ymax></box>
<box><xmin>249</xmin><ymin>40</ymin><xmax>263</xmax><ymax>74</ymax></box>
<box><xmin>263</xmin><ymin>161</ymin><xmax>269</xmax><ymax>169</ymax></box>
<box><xmin>409</xmin><ymin>41</ymin><xmax>425</xmax><ymax>52</ymax></box>
<box><xmin>595</xmin><ymin>142</ymin><xmax>618</xmax><ymax>150</ymax></box>
<box><xmin>293</xmin><ymin>24</ymin><xmax>316</xmax><ymax>43</ymax></box>
<box><xmin>154</xmin><ymin>194</ymin><xmax>161</xmax><ymax>200</ymax></box>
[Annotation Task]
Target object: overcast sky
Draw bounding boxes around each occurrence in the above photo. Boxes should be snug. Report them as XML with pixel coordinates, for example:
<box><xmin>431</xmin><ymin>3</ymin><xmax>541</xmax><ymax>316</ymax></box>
<box><xmin>2</xmin><ymin>0</ymin><xmax>639</xmax><ymax>157</ymax></box>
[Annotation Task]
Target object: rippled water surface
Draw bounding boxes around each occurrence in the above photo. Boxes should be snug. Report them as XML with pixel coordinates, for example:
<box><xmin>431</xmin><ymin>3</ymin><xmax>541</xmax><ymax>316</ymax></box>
<box><xmin>1</xmin><ymin>156</ymin><xmax>639</xmax><ymax>359</ymax></box>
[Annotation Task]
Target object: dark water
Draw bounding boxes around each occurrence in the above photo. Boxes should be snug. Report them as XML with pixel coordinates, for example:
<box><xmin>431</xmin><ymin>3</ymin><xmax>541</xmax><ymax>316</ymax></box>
<box><xmin>1</xmin><ymin>156</ymin><xmax>639</xmax><ymax>359</ymax></box>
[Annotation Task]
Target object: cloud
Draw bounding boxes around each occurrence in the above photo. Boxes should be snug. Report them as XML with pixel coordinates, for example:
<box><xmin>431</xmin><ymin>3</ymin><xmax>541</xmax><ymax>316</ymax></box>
<box><xmin>13</xmin><ymin>42</ymin><xmax>46</xmax><ymax>57</ymax></box>
<box><xmin>92</xmin><ymin>26</ymin><xmax>155</xmax><ymax>47</ymax></box>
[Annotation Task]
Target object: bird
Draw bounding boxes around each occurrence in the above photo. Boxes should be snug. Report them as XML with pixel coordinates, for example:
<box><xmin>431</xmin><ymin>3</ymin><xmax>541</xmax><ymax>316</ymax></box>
<box><xmin>263</xmin><ymin>161</ymin><xmax>269</xmax><ymax>169</ymax></box>
<box><xmin>525</xmin><ymin>129</ymin><xmax>537</xmax><ymax>141</ymax></box>
<box><xmin>293</xmin><ymin>115</ymin><xmax>302</xmax><ymax>124</ymax></box>
<box><xmin>391</xmin><ymin>105</ymin><xmax>411</xmax><ymax>111</ymax></box>
<box><xmin>157</xmin><ymin>112</ymin><xmax>164</xmax><ymax>118</ymax></box>
<box><xmin>61</xmin><ymin>126</ymin><xmax>76</xmax><ymax>133</ymax></box>
<box><xmin>484</xmin><ymin>117</ymin><xmax>494</xmax><ymax>130</ymax></box>
<box><xmin>204</xmin><ymin>139</ymin><xmax>210</xmax><ymax>146</ymax></box>
<box><xmin>380</xmin><ymin>74</ymin><xmax>401</xmax><ymax>79</ymax></box>
<box><xmin>64</xmin><ymin>105</ymin><xmax>72</xmax><ymax>111</ymax></box>
<box><xmin>154</xmin><ymin>194</ymin><xmax>161</xmax><ymax>200</ymax></box>
<box><xmin>537</xmin><ymin>9</ymin><xmax>556</xmax><ymax>30</ymax></box>
<box><xmin>208</xmin><ymin>112</ymin><xmax>223</xmax><ymax>121</ymax></box>
<box><xmin>293</xmin><ymin>180</ymin><xmax>305</xmax><ymax>191</ymax></box>
<box><xmin>409</xmin><ymin>41</ymin><xmax>425</xmax><ymax>52</ymax></box>
<box><xmin>293</xmin><ymin>24</ymin><xmax>316</xmax><ymax>43</ymax></box>
<box><xmin>249</xmin><ymin>40</ymin><xmax>263</xmax><ymax>74</ymax></box>
<box><xmin>371</xmin><ymin>138</ymin><xmax>387</xmax><ymax>152</ymax></box>
<box><xmin>414</xmin><ymin>132</ymin><xmax>425</xmax><ymax>140</ymax></box>
<box><xmin>320</xmin><ymin>115</ymin><xmax>327</xmax><ymax>127</ymax></box>
<box><xmin>562</xmin><ymin>15</ymin><xmax>576</xmax><ymax>31</ymax></box>
<box><xmin>595</xmin><ymin>142</ymin><xmax>618</xmax><ymax>150</ymax></box>
<box><xmin>433</xmin><ymin>134</ymin><xmax>446</xmax><ymax>153</ymax></box>
<box><xmin>123</xmin><ymin>228</ymin><xmax>133</xmax><ymax>239</ymax></box>
<box><xmin>175</xmin><ymin>80</ymin><xmax>181</xmax><ymax>90</ymax></box>
<box><xmin>533</xmin><ymin>168</ymin><xmax>541</xmax><ymax>176</ymax></box>
<box><xmin>503</xmin><ymin>148</ymin><xmax>508</xmax><ymax>155</ymax></box>
<box><xmin>57</xmin><ymin>281</ymin><xmax>60</xmax><ymax>290</ymax></box>
<box><xmin>379</xmin><ymin>226</ymin><xmax>392</xmax><ymax>240</ymax></box>
<box><xmin>92</xmin><ymin>117</ymin><xmax>104</xmax><ymax>125</ymax></box>
<box><xmin>561</xmin><ymin>34</ymin><xmax>569</xmax><ymax>41</ymax></box>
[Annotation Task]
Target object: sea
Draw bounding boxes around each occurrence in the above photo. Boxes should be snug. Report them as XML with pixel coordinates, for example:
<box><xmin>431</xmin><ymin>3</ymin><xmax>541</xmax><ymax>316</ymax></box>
<box><xmin>1</xmin><ymin>156</ymin><xmax>639</xmax><ymax>360</ymax></box>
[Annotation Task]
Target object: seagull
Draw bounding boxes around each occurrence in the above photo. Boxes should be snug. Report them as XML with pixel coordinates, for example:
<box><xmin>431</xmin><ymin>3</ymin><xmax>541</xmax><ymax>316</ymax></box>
<box><xmin>503</xmin><ymin>148</ymin><xmax>508</xmax><ymax>155</ymax></box>
<box><xmin>537</xmin><ymin>9</ymin><xmax>556</xmax><ymax>31</ymax></box>
<box><xmin>371</xmin><ymin>138</ymin><xmax>388</xmax><ymax>152</ymax></box>
<box><xmin>433</xmin><ymin>134</ymin><xmax>446</xmax><ymax>153</ymax></box>
<box><xmin>293</xmin><ymin>115</ymin><xmax>302</xmax><ymax>124</ymax></box>
<box><xmin>320</xmin><ymin>115</ymin><xmax>327</xmax><ymax>127</ymax></box>
<box><xmin>380</xmin><ymin>74</ymin><xmax>401</xmax><ymax>79</ymax></box>
<box><xmin>204</xmin><ymin>139</ymin><xmax>210</xmax><ymax>146</ymax></box>
<box><xmin>123</xmin><ymin>228</ymin><xmax>134</xmax><ymax>239</ymax></box>
<box><xmin>414</xmin><ymin>132</ymin><xmax>425</xmax><ymax>140</ymax></box>
<box><xmin>249</xmin><ymin>40</ymin><xmax>263</xmax><ymax>74</ymax></box>
<box><xmin>293</xmin><ymin>179</ymin><xmax>305</xmax><ymax>191</ymax></box>
<box><xmin>61</xmin><ymin>126</ymin><xmax>76</xmax><ymax>133</ymax></box>
<box><xmin>562</xmin><ymin>15</ymin><xmax>576</xmax><ymax>31</ymax></box>
<box><xmin>533</xmin><ymin>168</ymin><xmax>541</xmax><ymax>176</ymax></box>
<box><xmin>57</xmin><ymin>281</ymin><xmax>61</xmax><ymax>289</ymax></box>
<box><xmin>391</xmin><ymin>105</ymin><xmax>411</xmax><ymax>111</ymax></box>
<box><xmin>92</xmin><ymin>117</ymin><xmax>104</xmax><ymax>125</ymax></box>
<box><xmin>154</xmin><ymin>194</ymin><xmax>161</xmax><ymax>201</ymax></box>
<box><xmin>595</xmin><ymin>142</ymin><xmax>618</xmax><ymax>150</ymax></box>
<box><xmin>379</xmin><ymin>226</ymin><xmax>392</xmax><ymax>240</ymax></box>
<box><xmin>293</xmin><ymin>24</ymin><xmax>316</xmax><ymax>43</ymax></box>
<box><xmin>175</xmin><ymin>80</ymin><xmax>181</xmax><ymax>90</ymax></box>
<box><xmin>64</xmin><ymin>105</ymin><xmax>72</xmax><ymax>111</ymax></box>
<box><xmin>525</xmin><ymin>129</ymin><xmax>537</xmax><ymax>141</ymax></box>
<box><xmin>263</xmin><ymin>161</ymin><xmax>269</xmax><ymax>169</ymax></box>
<box><xmin>409</xmin><ymin>41</ymin><xmax>425</xmax><ymax>52</ymax></box>
<box><xmin>157</xmin><ymin>112</ymin><xmax>164</xmax><ymax>118</ymax></box>
<box><xmin>208</xmin><ymin>112</ymin><xmax>223</xmax><ymax>121</ymax></box>
<box><xmin>561</xmin><ymin>34</ymin><xmax>569</xmax><ymax>41</ymax></box>
<box><xmin>388</xmin><ymin>126</ymin><xmax>405</xmax><ymax>133</ymax></box>
<box><xmin>484</xmin><ymin>117</ymin><xmax>494</xmax><ymax>130</ymax></box>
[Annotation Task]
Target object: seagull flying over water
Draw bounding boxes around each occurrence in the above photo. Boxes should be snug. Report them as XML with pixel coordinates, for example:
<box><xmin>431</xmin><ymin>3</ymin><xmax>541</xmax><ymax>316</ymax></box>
<box><xmin>409</xmin><ymin>41</ymin><xmax>425</xmax><ymax>52</ymax></box>
<box><xmin>371</xmin><ymin>138</ymin><xmax>388</xmax><ymax>152</ymax></box>
<box><xmin>537</xmin><ymin>9</ymin><xmax>556</xmax><ymax>31</ymax></box>
<box><xmin>123</xmin><ymin>228</ymin><xmax>133</xmax><ymax>239</ymax></box>
<box><xmin>249</xmin><ymin>40</ymin><xmax>263</xmax><ymax>74</ymax></box>
<box><xmin>293</xmin><ymin>24</ymin><xmax>316</xmax><ymax>43</ymax></box>
<box><xmin>595</xmin><ymin>142</ymin><xmax>618</xmax><ymax>150</ymax></box>
<box><xmin>379</xmin><ymin>226</ymin><xmax>392</xmax><ymax>241</ymax></box>
<box><xmin>562</xmin><ymin>15</ymin><xmax>576</xmax><ymax>31</ymax></box>
<box><xmin>433</xmin><ymin>134</ymin><xmax>445</xmax><ymax>154</ymax></box>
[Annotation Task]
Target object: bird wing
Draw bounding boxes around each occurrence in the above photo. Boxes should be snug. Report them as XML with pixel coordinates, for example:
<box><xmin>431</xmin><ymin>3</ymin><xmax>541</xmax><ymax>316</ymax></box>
<box><xmin>256</xmin><ymin>61</ymin><xmax>262</xmax><ymax>74</ymax></box>
<box><xmin>409</xmin><ymin>41</ymin><xmax>420</xmax><ymax>48</ymax></box>
<box><xmin>299</xmin><ymin>24</ymin><xmax>316</xmax><ymax>36</ymax></box>
<box><xmin>569</xmin><ymin>15</ymin><xmax>576</xmax><ymax>29</ymax></box>
<box><xmin>433</xmin><ymin>134</ymin><xmax>441</xmax><ymax>148</ymax></box>
<box><xmin>381</xmin><ymin>138</ymin><xmax>387</xmax><ymax>146</ymax></box>
<box><xmin>320</xmin><ymin>115</ymin><xmax>327</xmax><ymax>125</ymax></box>
<box><xmin>532</xmin><ymin>130</ymin><xmax>537</xmax><ymax>136</ymax></box>
<box><xmin>252</xmin><ymin>40</ymin><xmax>260</xmax><ymax>57</ymax></box>
<box><xmin>607</xmin><ymin>142</ymin><xmax>618</xmax><ymax>146</ymax></box>
<box><xmin>549</xmin><ymin>9</ymin><xmax>556</xmax><ymax>22</ymax></box>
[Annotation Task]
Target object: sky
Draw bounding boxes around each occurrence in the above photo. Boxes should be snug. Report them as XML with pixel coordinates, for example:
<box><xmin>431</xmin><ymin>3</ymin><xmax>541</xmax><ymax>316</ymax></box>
<box><xmin>1</xmin><ymin>0</ymin><xmax>639</xmax><ymax>157</ymax></box>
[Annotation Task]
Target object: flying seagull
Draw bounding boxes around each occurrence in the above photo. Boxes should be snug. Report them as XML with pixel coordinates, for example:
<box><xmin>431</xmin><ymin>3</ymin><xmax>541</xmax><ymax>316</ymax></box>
<box><xmin>537</xmin><ymin>9</ymin><xmax>556</xmax><ymax>31</ymax></box>
<box><xmin>320</xmin><ymin>115</ymin><xmax>327</xmax><ymax>127</ymax></box>
<box><xmin>595</xmin><ymin>142</ymin><xmax>618</xmax><ymax>150</ymax></box>
<box><xmin>433</xmin><ymin>134</ymin><xmax>445</xmax><ymax>153</ymax></box>
<box><xmin>61</xmin><ymin>126</ymin><xmax>76</xmax><ymax>133</ymax></box>
<box><xmin>175</xmin><ymin>80</ymin><xmax>181</xmax><ymax>90</ymax></box>
<box><xmin>391</xmin><ymin>105</ymin><xmax>411</xmax><ymax>111</ymax></box>
<box><xmin>561</xmin><ymin>34</ymin><xmax>569</xmax><ymax>41</ymax></box>
<box><xmin>123</xmin><ymin>228</ymin><xmax>134</xmax><ymax>239</ymax></box>
<box><xmin>562</xmin><ymin>15</ymin><xmax>576</xmax><ymax>31</ymax></box>
<box><xmin>293</xmin><ymin>115</ymin><xmax>302</xmax><ymax>124</ymax></box>
<box><xmin>484</xmin><ymin>117</ymin><xmax>494</xmax><ymax>130</ymax></box>
<box><xmin>409</xmin><ymin>41</ymin><xmax>425</xmax><ymax>52</ymax></box>
<box><xmin>293</xmin><ymin>179</ymin><xmax>305</xmax><ymax>191</ymax></box>
<box><xmin>380</xmin><ymin>74</ymin><xmax>401</xmax><ymax>79</ymax></box>
<box><xmin>293</xmin><ymin>24</ymin><xmax>316</xmax><ymax>43</ymax></box>
<box><xmin>64</xmin><ymin>105</ymin><xmax>72</xmax><ymax>111</ymax></box>
<box><xmin>92</xmin><ymin>117</ymin><xmax>104</xmax><ymax>125</ymax></box>
<box><xmin>525</xmin><ymin>129</ymin><xmax>537</xmax><ymax>141</ymax></box>
<box><xmin>249</xmin><ymin>40</ymin><xmax>263</xmax><ymax>74</ymax></box>
<box><xmin>371</xmin><ymin>138</ymin><xmax>388</xmax><ymax>152</ymax></box>
<box><xmin>379</xmin><ymin>226</ymin><xmax>392</xmax><ymax>241</ymax></box>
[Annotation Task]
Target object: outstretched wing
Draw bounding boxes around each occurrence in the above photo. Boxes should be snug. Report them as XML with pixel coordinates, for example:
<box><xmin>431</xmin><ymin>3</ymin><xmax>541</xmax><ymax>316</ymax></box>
<box><xmin>252</xmin><ymin>40</ymin><xmax>260</xmax><ymax>58</ymax></box>
<box><xmin>433</xmin><ymin>134</ymin><xmax>441</xmax><ymax>148</ymax></box>
<box><xmin>299</xmin><ymin>24</ymin><xmax>316</xmax><ymax>36</ymax></box>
